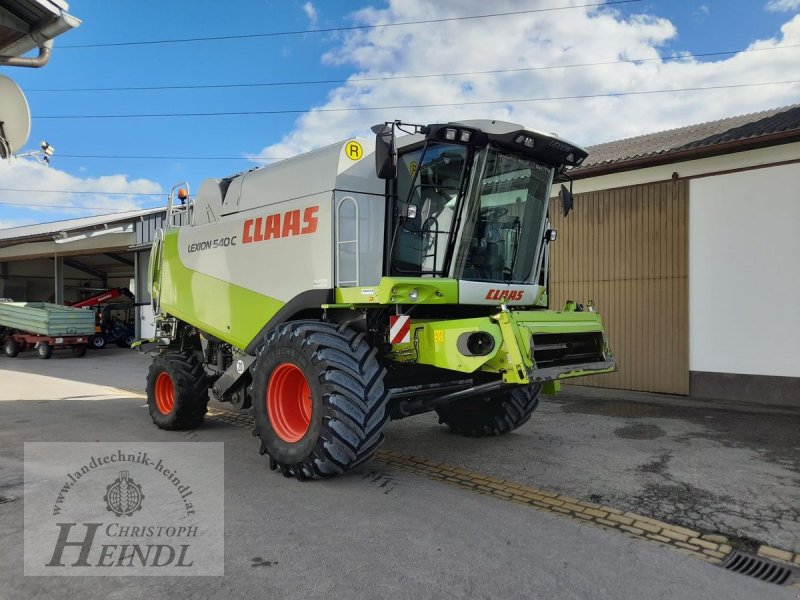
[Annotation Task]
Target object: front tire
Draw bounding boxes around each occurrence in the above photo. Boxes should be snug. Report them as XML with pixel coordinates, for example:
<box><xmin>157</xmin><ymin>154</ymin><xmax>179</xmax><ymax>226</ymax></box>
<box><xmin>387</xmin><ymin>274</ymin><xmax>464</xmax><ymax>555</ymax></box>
<box><xmin>436</xmin><ymin>383</ymin><xmax>542</xmax><ymax>437</ymax></box>
<box><xmin>37</xmin><ymin>343</ymin><xmax>53</xmax><ymax>360</ymax></box>
<box><xmin>71</xmin><ymin>344</ymin><xmax>88</xmax><ymax>357</ymax></box>
<box><xmin>251</xmin><ymin>321</ymin><xmax>389</xmax><ymax>480</ymax></box>
<box><xmin>146</xmin><ymin>351</ymin><xmax>210</xmax><ymax>430</ymax></box>
<box><xmin>90</xmin><ymin>335</ymin><xmax>106</xmax><ymax>349</ymax></box>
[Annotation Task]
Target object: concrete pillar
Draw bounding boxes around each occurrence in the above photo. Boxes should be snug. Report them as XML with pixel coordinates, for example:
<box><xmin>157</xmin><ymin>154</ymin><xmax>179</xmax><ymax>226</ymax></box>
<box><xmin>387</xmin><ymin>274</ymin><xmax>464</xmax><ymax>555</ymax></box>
<box><xmin>53</xmin><ymin>256</ymin><xmax>64</xmax><ymax>305</ymax></box>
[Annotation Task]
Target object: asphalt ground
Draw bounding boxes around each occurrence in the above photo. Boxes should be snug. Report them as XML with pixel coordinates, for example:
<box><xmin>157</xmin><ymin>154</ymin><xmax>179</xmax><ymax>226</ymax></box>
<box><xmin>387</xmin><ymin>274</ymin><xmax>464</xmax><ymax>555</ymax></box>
<box><xmin>0</xmin><ymin>347</ymin><xmax>798</xmax><ymax>598</ymax></box>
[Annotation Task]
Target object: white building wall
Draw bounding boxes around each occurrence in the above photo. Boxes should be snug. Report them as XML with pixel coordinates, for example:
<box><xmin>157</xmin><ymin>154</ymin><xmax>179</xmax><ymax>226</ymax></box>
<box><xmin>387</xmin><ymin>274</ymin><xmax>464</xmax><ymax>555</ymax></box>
<box><xmin>568</xmin><ymin>141</ymin><xmax>800</xmax><ymax>196</ymax></box>
<box><xmin>689</xmin><ymin>162</ymin><xmax>800</xmax><ymax>378</ymax></box>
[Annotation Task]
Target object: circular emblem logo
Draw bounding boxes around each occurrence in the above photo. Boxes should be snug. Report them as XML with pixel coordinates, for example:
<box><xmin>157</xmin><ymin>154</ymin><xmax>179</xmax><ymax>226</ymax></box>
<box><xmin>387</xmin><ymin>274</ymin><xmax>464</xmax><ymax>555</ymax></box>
<box><xmin>104</xmin><ymin>470</ymin><xmax>144</xmax><ymax>517</ymax></box>
<box><xmin>344</xmin><ymin>140</ymin><xmax>363</xmax><ymax>161</ymax></box>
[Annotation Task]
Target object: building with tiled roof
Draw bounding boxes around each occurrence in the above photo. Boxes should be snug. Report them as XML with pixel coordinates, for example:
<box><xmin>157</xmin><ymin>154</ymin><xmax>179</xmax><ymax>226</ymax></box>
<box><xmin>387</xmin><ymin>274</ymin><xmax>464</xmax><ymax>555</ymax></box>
<box><xmin>573</xmin><ymin>104</ymin><xmax>800</xmax><ymax>177</ymax></box>
<box><xmin>549</xmin><ymin>105</ymin><xmax>800</xmax><ymax>406</ymax></box>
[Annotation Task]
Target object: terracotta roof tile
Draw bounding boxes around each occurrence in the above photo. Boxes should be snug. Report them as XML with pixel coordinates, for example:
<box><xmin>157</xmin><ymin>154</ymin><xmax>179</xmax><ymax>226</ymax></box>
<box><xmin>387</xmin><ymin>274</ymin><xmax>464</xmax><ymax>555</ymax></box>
<box><xmin>578</xmin><ymin>104</ymin><xmax>800</xmax><ymax>171</ymax></box>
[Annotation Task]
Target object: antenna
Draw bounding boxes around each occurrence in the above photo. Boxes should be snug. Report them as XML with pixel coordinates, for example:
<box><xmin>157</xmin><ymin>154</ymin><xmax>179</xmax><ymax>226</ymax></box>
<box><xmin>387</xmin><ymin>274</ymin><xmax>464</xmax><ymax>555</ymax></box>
<box><xmin>0</xmin><ymin>75</ymin><xmax>32</xmax><ymax>159</ymax></box>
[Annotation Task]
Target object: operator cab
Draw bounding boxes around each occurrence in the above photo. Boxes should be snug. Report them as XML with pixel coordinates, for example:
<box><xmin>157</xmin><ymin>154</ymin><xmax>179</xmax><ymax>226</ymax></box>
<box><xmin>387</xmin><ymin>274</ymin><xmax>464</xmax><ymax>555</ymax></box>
<box><xmin>376</xmin><ymin>120</ymin><xmax>587</xmax><ymax>289</ymax></box>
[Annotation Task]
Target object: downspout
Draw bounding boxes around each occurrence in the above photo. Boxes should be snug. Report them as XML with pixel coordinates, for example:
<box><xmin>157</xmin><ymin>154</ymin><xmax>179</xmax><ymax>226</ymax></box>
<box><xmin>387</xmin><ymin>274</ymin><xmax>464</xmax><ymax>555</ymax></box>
<box><xmin>0</xmin><ymin>12</ymin><xmax>81</xmax><ymax>68</ymax></box>
<box><xmin>1</xmin><ymin>40</ymin><xmax>52</xmax><ymax>68</ymax></box>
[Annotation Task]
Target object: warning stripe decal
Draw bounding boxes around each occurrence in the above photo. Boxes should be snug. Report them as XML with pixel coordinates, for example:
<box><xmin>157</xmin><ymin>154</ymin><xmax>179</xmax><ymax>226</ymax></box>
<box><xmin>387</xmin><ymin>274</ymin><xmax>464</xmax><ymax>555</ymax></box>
<box><xmin>389</xmin><ymin>315</ymin><xmax>411</xmax><ymax>344</ymax></box>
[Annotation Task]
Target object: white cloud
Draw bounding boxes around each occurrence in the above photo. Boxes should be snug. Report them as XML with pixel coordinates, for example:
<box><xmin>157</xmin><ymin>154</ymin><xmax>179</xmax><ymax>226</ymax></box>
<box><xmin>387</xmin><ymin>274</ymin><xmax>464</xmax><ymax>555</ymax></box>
<box><xmin>0</xmin><ymin>157</ymin><xmax>163</xmax><ymax>224</ymax></box>
<box><xmin>255</xmin><ymin>1</ymin><xmax>800</xmax><ymax>161</ymax></box>
<box><xmin>0</xmin><ymin>217</ymin><xmax>31</xmax><ymax>229</ymax></box>
<box><xmin>766</xmin><ymin>0</ymin><xmax>800</xmax><ymax>12</ymax></box>
<box><xmin>302</xmin><ymin>2</ymin><xmax>318</xmax><ymax>28</ymax></box>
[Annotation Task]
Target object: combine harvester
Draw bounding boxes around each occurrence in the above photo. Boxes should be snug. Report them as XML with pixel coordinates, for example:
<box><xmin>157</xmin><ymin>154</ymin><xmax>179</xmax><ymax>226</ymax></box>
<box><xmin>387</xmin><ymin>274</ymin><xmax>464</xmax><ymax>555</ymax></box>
<box><xmin>146</xmin><ymin>120</ymin><xmax>616</xmax><ymax>479</ymax></box>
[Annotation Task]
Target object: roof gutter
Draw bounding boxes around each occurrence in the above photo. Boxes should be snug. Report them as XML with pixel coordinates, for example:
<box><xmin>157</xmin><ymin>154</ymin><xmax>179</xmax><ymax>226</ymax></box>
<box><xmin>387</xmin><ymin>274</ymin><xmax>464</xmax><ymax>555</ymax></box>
<box><xmin>0</xmin><ymin>208</ymin><xmax>166</xmax><ymax>250</ymax></box>
<box><xmin>570</xmin><ymin>129</ymin><xmax>800</xmax><ymax>180</ymax></box>
<box><xmin>0</xmin><ymin>11</ymin><xmax>81</xmax><ymax>68</ymax></box>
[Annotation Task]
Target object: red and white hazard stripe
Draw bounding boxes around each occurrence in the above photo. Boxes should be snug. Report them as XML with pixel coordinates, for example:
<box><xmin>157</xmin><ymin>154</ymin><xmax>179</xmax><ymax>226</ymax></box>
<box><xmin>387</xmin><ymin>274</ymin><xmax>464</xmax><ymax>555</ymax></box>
<box><xmin>389</xmin><ymin>315</ymin><xmax>411</xmax><ymax>344</ymax></box>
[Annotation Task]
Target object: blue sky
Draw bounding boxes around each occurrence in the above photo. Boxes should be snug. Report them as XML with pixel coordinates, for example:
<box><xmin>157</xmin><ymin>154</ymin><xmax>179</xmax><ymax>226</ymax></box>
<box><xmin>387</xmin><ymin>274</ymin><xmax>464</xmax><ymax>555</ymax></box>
<box><xmin>1</xmin><ymin>0</ymin><xmax>798</xmax><ymax>227</ymax></box>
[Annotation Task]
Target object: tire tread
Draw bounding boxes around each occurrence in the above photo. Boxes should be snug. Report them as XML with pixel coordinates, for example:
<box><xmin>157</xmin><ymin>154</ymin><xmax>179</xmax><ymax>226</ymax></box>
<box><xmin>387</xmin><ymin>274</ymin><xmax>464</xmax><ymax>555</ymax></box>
<box><xmin>252</xmin><ymin>320</ymin><xmax>389</xmax><ymax>480</ymax></box>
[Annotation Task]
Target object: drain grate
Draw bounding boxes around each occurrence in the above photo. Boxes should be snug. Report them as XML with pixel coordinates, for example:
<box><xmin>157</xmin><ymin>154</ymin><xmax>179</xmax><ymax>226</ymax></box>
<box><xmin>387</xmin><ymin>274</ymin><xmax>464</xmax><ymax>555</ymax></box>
<box><xmin>720</xmin><ymin>551</ymin><xmax>795</xmax><ymax>585</ymax></box>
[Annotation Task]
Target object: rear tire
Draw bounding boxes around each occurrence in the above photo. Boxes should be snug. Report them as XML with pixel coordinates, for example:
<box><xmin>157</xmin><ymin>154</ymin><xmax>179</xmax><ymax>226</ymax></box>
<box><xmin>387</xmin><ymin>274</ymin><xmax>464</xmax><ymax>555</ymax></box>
<box><xmin>146</xmin><ymin>351</ymin><xmax>209</xmax><ymax>430</ymax></box>
<box><xmin>116</xmin><ymin>335</ymin><xmax>135</xmax><ymax>348</ymax></box>
<box><xmin>90</xmin><ymin>335</ymin><xmax>106</xmax><ymax>349</ymax></box>
<box><xmin>436</xmin><ymin>383</ymin><xmax>542</xmax><ymax>437</ymax></box>
<box><xmin>37</xmin><ymin>343</ymin><xmax>53</xmax><ymax>360</ymax></box>
<box><xmin>4</xmin><ymin>340</ymin><xmax>19</xmax><ymax>358</ymax></box>
<box><xmin>251</xmin><ymin>321</ymin><xmax>389</xmax><ymax>480</ymax></box>
<box><xmin>71</xmin><ymin>344</ymin><xmax>88</xmax><ymax>357</ymax></box>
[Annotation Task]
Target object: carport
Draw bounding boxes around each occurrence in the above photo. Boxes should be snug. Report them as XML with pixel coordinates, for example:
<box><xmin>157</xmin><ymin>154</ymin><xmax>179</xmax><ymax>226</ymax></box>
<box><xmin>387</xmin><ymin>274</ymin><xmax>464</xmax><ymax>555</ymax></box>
<box><xmin>0</xmin><ymin>207</ymin><xmax>166</xmax><ymax>337</ymax></box>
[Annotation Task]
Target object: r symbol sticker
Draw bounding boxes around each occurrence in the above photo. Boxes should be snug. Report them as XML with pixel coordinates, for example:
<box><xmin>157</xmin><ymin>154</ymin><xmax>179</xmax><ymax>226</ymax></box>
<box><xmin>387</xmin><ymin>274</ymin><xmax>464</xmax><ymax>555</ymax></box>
<box><xmin>345</xmin><ymin>140</ymin><xmax>363</xmax><ymax>161</ymax></box>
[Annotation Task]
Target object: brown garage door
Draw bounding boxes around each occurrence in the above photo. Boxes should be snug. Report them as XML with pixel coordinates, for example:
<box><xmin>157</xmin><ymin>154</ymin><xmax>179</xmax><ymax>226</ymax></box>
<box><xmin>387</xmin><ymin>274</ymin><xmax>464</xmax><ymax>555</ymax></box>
<box><xmin>548</xmin><ymin>179</ymin><xmax>688</xmax><ymax>395</ymax></box>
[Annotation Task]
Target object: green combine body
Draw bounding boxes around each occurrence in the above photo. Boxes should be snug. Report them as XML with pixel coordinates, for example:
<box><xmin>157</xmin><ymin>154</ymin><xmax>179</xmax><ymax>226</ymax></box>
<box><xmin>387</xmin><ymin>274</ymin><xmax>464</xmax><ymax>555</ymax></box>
<box><xmin>145</xmin><ymin>119</ymin><xmax>615</xmax><ymax>479</ymax></box>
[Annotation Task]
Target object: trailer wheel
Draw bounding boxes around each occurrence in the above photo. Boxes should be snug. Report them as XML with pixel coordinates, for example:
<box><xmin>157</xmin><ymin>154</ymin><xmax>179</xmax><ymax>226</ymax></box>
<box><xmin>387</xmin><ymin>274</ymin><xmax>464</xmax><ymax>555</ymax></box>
<box><xmin>4</xmin><ymin>340</ymin><xmax>19</xmax><ymax>358</ymax></box>
<box><xmin>436</xmin><ymin>383</ymin><xmax>542</xmax><ymax>437</ymax></box>
<box><xmin>116</xmin><ymin>335</ymin><xmax>135</xmax><ymax>348</ymax></box>
<box><xmin>146</xmin><ymin>352</ymin><xmax>209</xmax><ymax>430</ymax></box>
<box><xmin>90</xmin><ymin>335</ymin><xmax>106</xmax><ymax>349</ymax></box>
<box><xmin>251</xmin><ymin>321</ymin><xmax>389</xmax><ymax>480</ymax></box>
<box><xmin>37</xmin><ymin>343</ymin><xmax>53</xmax><ymax>360</ymax></box>
<box><xmin>71</xmin><ymin>344</ymin><xmax>88</xmax><ymax>358</ymax></box>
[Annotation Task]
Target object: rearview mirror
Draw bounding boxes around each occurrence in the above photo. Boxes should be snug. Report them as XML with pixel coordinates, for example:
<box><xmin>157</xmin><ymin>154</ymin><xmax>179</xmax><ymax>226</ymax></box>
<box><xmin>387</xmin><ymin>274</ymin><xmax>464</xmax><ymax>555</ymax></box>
<box><xmin>372</xmin><ymin>123</ymin><xmax>397</xmax><ymax>180</ymax></box>
<box><xmin>559</xmin><ymin>184</ymin><xmax>574</xmax><ymax>217</ymax></box>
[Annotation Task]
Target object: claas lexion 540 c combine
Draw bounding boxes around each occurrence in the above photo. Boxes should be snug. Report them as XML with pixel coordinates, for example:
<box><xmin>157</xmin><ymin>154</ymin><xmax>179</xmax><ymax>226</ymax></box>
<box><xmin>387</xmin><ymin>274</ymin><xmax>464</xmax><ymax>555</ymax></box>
<box><xmin>146</xmin><ymin>119</ymin><xmax>615</xmax><ymax>479</ymax></box>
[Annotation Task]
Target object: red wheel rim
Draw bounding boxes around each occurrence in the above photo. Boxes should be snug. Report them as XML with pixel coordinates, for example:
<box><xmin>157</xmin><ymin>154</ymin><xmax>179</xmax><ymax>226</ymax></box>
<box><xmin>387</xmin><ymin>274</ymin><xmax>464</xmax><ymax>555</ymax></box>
<box><xmin>267</xmin><ymin>363</ymin><xmax>312</xmax><ymax>443</ymax></box>
<box><xmin>155</xmin><ymin>372</ymin><xmax>175</xmax><ymax>415</ymax></box>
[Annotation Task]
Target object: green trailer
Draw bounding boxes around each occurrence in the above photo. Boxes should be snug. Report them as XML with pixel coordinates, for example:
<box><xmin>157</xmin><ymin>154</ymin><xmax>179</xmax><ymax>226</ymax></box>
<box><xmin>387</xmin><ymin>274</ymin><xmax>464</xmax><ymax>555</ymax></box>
<box><xmin>0</xmin><ymin>301</ymin><xmax>94</xmax><ymax>359</ymax></box>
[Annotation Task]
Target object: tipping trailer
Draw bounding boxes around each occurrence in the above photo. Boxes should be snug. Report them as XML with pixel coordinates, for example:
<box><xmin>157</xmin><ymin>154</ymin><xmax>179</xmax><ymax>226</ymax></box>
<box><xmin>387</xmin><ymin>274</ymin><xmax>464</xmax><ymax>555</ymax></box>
<box><xmin>146</xmin><ymin>120</ymin><xmax>616</xmax><ymax>479</ymax></box>
<box><xmin>0</xmin><ymin>301</ymin><xmax>94</xmax><ymax>358</ymax></box>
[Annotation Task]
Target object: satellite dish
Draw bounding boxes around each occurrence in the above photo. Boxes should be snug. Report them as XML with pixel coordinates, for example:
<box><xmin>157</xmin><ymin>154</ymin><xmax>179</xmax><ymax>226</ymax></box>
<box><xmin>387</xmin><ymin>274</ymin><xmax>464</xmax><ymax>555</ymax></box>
<box><xmin>0</xmin><ymin>74</ymin><xmax>32</xmax><ymax>158</ymax></box>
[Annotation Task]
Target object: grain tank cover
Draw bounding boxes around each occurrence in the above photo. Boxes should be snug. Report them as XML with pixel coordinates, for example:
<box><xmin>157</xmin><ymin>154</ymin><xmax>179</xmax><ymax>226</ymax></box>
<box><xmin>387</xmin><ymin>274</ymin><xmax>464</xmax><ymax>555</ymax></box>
<box><xmin>220</xmin><ymin>137</ymin><xmax>383</xmax><ymax>216</ymax></box>
<box><xmin>193</xmin><ymin>178</ymin><xmax>227</xmax><ymax>225</ymax></box>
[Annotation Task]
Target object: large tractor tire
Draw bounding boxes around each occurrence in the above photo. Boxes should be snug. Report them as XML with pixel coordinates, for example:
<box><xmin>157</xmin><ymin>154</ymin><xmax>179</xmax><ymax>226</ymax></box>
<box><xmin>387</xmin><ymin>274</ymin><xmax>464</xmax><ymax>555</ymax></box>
<box><xmin>146</xmin><ymin>351</ymin><xmax>210</xmax><ymax>430</ymax></box>
<box><xmin>436</xmin><ymin>383</ymin><xmax>542</xmax><ymax>437</ymax></box>
<box><xmin>251</xmin><ymin>321</ymin><xmax>389</xmax><ymax>480</ymax></box>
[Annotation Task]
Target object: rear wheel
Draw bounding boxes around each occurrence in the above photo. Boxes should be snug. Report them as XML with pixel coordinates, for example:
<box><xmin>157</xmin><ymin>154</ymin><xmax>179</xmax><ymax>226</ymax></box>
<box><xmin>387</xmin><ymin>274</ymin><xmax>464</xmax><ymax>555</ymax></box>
<box><xmin>90</xmin><ymin>335</ymin><xmax>106</xmax><ymax>349</ymax></box>
<box><xmin>116</xmin><ymin>335</ymin><xmax>135</xmax><ymax>348</ymax></box>
<box><xmin>251</xmin><ymin>321</ymin><xmax>389</xmax><ymax>480</ymax></box>
<box><xmin>71</xmin><ymin>344</ymin><xmax>88</xmax><ymax>357</ymax></box>
<box><xmin>37</xmin><ymin>343</ymin><xmax>53</xmax><ymax>360</ymax></box>
<box><xmin>4</xmin><ymin>340</ymin><xmax>19</xmax><ymax>358</ymax></box>
<box><xmin>436</xmin><ymin>383</ymin><xmax>542</xmax><ymax>437</ymax></box>
<box><xmin>146</xmin><ymin>351</ymin><xmax>209</xmax><ymax>430</ymax></box>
